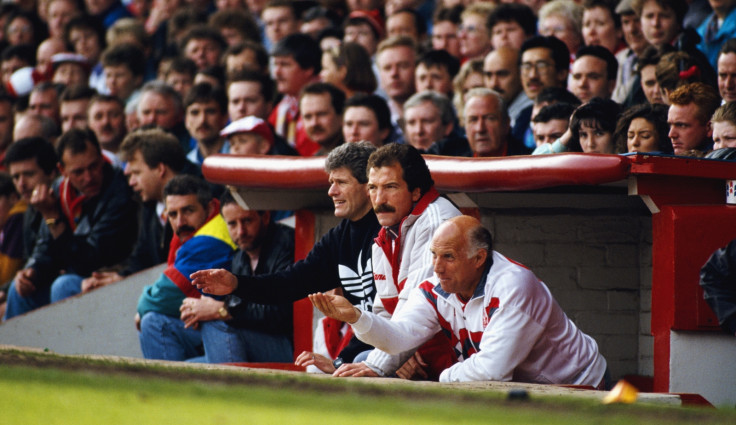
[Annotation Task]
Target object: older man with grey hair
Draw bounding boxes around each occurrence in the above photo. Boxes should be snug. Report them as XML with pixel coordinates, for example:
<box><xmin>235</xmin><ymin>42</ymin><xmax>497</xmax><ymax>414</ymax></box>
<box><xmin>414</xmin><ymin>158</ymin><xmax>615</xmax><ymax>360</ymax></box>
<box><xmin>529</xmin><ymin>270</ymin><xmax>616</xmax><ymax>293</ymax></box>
<box><xmin>137</xmin><ymin>81</ymin><xmax>191</xmax><ymax>152</ymax></box>
<box><xmin>464</xmin><ymin>87</ymin><xmax>529</xmax><ymax>157</ymax></box>
<box><xmin>403</xmin><ymin>91</ymin><xmax>471</xmax><ymax>156</ymax></box>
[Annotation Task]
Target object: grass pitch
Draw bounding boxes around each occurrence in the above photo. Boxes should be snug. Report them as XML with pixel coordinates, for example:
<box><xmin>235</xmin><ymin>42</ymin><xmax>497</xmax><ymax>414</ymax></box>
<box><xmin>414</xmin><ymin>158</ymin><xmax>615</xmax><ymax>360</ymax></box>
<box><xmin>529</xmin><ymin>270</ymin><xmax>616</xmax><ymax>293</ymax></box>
<box><xmin>1</xmin><ymin>348</ymin><xmax>734</xmax><ymax>425</ymax></box>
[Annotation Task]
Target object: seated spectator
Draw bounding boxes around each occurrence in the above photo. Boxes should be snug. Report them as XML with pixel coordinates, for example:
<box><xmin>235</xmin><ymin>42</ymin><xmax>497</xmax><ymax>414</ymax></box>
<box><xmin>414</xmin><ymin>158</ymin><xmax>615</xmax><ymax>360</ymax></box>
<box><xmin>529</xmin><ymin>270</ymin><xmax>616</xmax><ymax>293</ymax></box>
<box><xmin>532</xmin><ymin>102</ymin><xmax>576</xmax><ymax>148</ymax></box>
<box><xmin>1</xmin><ymin>44</ymin><xmax>35</xmax><ymax>87</ymax></box>
<box><xmin>342</xmin><ymin>93</ymin><xmax>393</xmax><ymax>148</ymax></box>
<box><xmin>221</xmin><ymin>116</ymin><xmax>275</xmax><ymax>155</ymax></box>
<box><xmin>28</xmin><ymin>82</ymin><xmax>61</xmax><ymax>125</ymax></box>
<box><xmin>5</xmin><ymin>10</ymin><xmax>48</xmax><ymax>47</ymax></box>
<box><xmin>320</xmin><ymin>42</ymin><xmax>377</xmax><ymax>99</ymax></box>
<box><xmin>0</xmin><ymin>94</ymin><xmax>13</xmax><ymax>165</ymax></box>
<box><xmin>4</xmin><ymin>129</ymin><xmax>138</xmax><ymax>319</ymax></box>
<box><xmin>59</xmin><ymin>85</ymin><xmax>97</xmax><ymax>134</ymax></box>
<box><xmin>36</xmin><ymin>38</ymin><xmax>67</xmax><ymax>78</ymax></box>
<box><xmin>483</xmin><ymin>47</ymin><xmax>530</xmax><ymax>132</ymax></box>
<box><xmin>452</xmin><ymin>58</ymin><xmax>484</xmax><ymax>123</ymax></box>
<box><xmin>222</xmin><ymin>41</ymin><xmax>269</xmax><ymax>77</ymax></box>
<box><xmin>569</xmin><ymin>45</ymin><xmax>618</xmax><ymax>104</ymax></box>
<box><xmin>711</xmin><ymin>102</ymin><xmax>736</xmax><ymax>150</ymax></box>
<box><xmin>299</xmin><ymin>82</ymin><xmax>345</xmax><ymax>156</ymax></box>
<box><xmin>13</xmin><ymin>114</ymin><xmax>59</xmax><ymax>143</ymax></box>
<box><xmin>386</xmin><ymin>8</ymin><xmax>426</xmax><ymax>43</ymax></box>
<box><xmin>343</xmin><ymin>10</ymin><xmax>384</xmax><ymax>58</ymax></box>
<box><xmin>46</xmin><ymin>0</ymin><xmax>80</xmax><ymax>41</ymax></box>
<box><xmin>208</xmin><ymin>8</ymin><xmax>261</xmax><ymax>47</ymax></box>
<box><xmin>136</xmin><ymin>175</ymin><xmax>236</xmax><ymax>361</ymax></box>
<box><xmin>613</xmin><ymin>0</ymin><xmax>650</xmax><ymax>104</ymax></box>
<box><xmin>656</xmin><ymin>51</ymin><xmax>709</xmax><ymax>103</ymax></box>
<box><xmin>195</xmin><ymin>191</ymin><xmax>295</xmax><ymax>363</ymax></box>
<box><xmin>631</xmin><ymin>45</ymin><xmax>664</xmax><ymax>106</ymax></box>
<box><xmin>87</xmin><ymin>94</ymin><xmax>127</xmax><ymax>154</ymax></box>
<box><xmin>64</xmin><ymin>14</ymin><xmax>106</xmax><ymax>93</ymax></box>
<box><xmin>184</xmin><ymin>83</ymin><xmax>229</xmax><ymax>166</ymax></box>
<box><xmin>538</xmin><ymin>0</ymin><xmax>583</xmax><ymax>63</ymax></box>
<box><xmin>581</xmin><ymin>0</ymin><xmax>624</xmax><ymax>54</ymax></box>
<box><xmin>163</xmin><ymin>57</ymin><xmax>197</xmax><ymax>100</ymax></box>
<box><xmin>431</xmin><ymin>5</ymin><xmax>462</xmax><ymax>59</ymax></box>
<box><xmin>105</xmin><ymin>18</ymin><xmax>156</xmax><ymax>82</ymax></box>
<box><xmin>463</xmin><ymin>88</ymin><xmax>528</xmax><ymax>157</ymax></box>
<box><xmin>573</xmin><ymin>98</ymin><xmax>621</xmax><ymax>154</ymax></box>
<box><xmin>458</xmin><ymin>3</ymin><xmax>494</xmax><ymax>61</ymax></box>
<box><xmin>487</xmin><ymin>3</ymin><xmax>536</xmax><ymax>51</ymax></box>
<box><xmin>300</xmin><ymin>6</ymin><xmax>340</xmax><ymax>39</ymax></box>
<box><xmin>0</xmin><ymin>172</ymin><xmax>25</xmax><ymax>308</ymax></box>
<box><xmin>519</xmin><ymin>36</ymin><xmax>571</xmax><ymax>103</ymax></box>
<box><xmin>718</xmin><ymin>39</ymin><xmax>736</xmax><ymax>104</ymax></box>
<box><xmin>404</xmin><ymin>91</ymin><xmax>471</xmax><ymax>157</ymax></box>
<box><xmin>101</xmin><ymin>43</ymin><xmax>145</xmax><ymax>106</ymax></box>
<box><xmin>700</xmin><ymin>238</ymin><xmax>736</xmax><ymax>336</ymax></box>
<box><xmin>84</xmin><ymin>0</ymin><xmax>132</xmax><ymax>29</ymax></box>
<box><xmin>137</xmin><ymin>81</ymin><xmax>190</xmax><ymax>152</ymax></box>
<box><xmin>667</xmin><ymin>82</ymin><xmax>721</xmax><ymax>156</ymax></box>
<box><xmin>614</xmin><ymin>103</ymin><xmax>672</xmax><ymax>153</ymax></box>
<box><xmin>262</xmin><ymin>0</ymin><xmax>301</xmax><ymax>50</ymax></box>
<box><xmin>523</xmin><ymin>86</ymin><xmax>582</xmax><ymax>150</ymax></box>
<box><xmin>50</xmin><ymin>53</ymin><xmax>91</xmax><ymax>88</ymax></box>
<box><xmin>309</xmin><ymin>215</ymin><xmax>608</xmax><ymax>386</ymax></box>
<box><xmin>194</xmin><ymin>66</ymin><xmax>226</xmax><ymax>89</ymax></box>
<box><xmin>180</xmin><ymin>25</ymin><xmax>228</xmax><ymax>71</ymax></box>
<box><xmin>415</xmin><ymin>49</ymin><xmax>460</xmax><ymax>98</ymax></box>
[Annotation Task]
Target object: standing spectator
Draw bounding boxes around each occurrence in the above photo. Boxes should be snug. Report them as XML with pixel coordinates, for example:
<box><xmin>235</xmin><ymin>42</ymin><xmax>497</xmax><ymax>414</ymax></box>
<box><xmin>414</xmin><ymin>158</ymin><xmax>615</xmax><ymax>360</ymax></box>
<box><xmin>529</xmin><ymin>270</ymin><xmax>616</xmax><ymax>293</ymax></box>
<box><xmin>613</xmin><ymin>0</ymin><xmax>650</xmax><ymax>103</ymax></box>
<box><xmin>483</xmin><ymin>47</ymin><xmax>530</xmax><ymax>131</ymax></box>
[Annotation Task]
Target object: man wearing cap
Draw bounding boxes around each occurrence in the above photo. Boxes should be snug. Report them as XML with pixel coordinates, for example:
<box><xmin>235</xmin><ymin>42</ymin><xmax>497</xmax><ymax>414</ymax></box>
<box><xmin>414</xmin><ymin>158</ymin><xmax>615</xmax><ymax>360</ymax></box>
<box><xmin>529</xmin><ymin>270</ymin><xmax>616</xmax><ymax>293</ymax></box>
<box><xmin>221</xmin><ymin>116</ymin><xmax>275</xmax><ymax>156</ymax></box>
<box><xmin>50</xmin><ymin>53</ymin><xmax>91</xmax><ymax>88</ymax></box>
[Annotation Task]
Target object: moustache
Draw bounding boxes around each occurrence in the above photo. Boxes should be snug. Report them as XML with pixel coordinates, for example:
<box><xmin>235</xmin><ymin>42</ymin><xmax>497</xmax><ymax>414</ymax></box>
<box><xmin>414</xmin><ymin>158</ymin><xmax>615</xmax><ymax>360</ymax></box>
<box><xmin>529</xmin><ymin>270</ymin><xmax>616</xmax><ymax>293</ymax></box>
<box><xmin>374</xmin><ymin>204</ymin><xmax>396</xmax><ymax>213</ymax></box>
<box><xmin>175</xmin><ymin>225</ymin><xmax>196</xmax><ymax>237</ymax></box>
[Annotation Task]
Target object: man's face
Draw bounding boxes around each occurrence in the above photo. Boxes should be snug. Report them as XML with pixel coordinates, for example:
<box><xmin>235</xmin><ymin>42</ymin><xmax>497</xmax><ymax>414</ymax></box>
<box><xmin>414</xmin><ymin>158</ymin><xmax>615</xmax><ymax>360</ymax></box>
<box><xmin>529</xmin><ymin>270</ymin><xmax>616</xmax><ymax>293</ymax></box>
<box><xmin>222</xmin><ymin>203</ymin><xmax>268</xmax><ymax>252</ymax></box>
<box><xmin>300</xmin><ymin>92</ymin><xmax>342</xmax><ymax>146</ymax></box>
<box><xmin>415</xmin><ymin>63</ymin><xmax>452</xmax><ymax>96</ymax></box>
<box><xmin>88</xmin><ymin>100</ymin><xmax>126</xmax><ymax>149</ymax></box>
<box><xmin>344</xmin><ymin>23</ymin><xmax>378</xmax><ymax>56</ymax></box>
<box><xmin>328</xmin><ymin>167</ymin><xmax>371</xmax><ymax>221</ymax></box>
<box><xmin>404</xmin><ymin>101</ymin><xmax>451</xmax><ymax>150</ymax></box>
<box><xmin>430</xmin><ymin>222</ymin><xmax>481</xmax><ymax>297</ymax></box>
<box><xmin>578</xmin><ymin>122</ymin><xmax>615</xmax><ymax>153</ymax></box>
<box><xmin>483</xmin><ymin>49</ymin><xmax>521</xmax><ymax>103</ymax></box>
<box><xmin>569</xmin><ymin>55</ymin><xmax>613</xmax><ymax>103</ymax></box>
<box><xmin>668</xmin><ymin>103</ymin><xmax>710</xmax><ymax>155</ymax></box>
<box><xmin>343</xmin><ymin>106</ymin><xmax>386</xmax><ymax>147</ymax></box>
<box><xmin>377</xmin><ymin>46</ymin><xmax>416</xmax><ymax>104</ymax></box>
<box><xmin>228</xmin><ymin>81</ymin><xmax>270</xmax><ymax>120</ymax></box>
<box><xmin>521</xmin><ymin>47</ymin><xmax>564</xmax><ymax>100</ymax></box>
<box><xmin>9</xmin><ymin>158</ymin><xmax>54</xmax><ymax>201</ymax></box>
<box><xmin>368</xmin><ymin>162</ymin><xmax>421</xmax><ymax>227</ymax></box>
<box><xmin>534</xmin><ymin>118</ymin><xmax>568</xmax><ymax>146</ymax></box>
<box><xmin>464</xmin><ymin>95</ymin><xmax>510</xmax><ymax>157</ymax></box>
<box><xmin>105</xmin><ymin>65</ymin><xmax>141</xmax><ymax>101</ymax></box>
<box><xmin>271</xmin><ymin>55</ymin><xmax>314</xmax><ymax>97</ymax></box>
<box><xmin>225</xmin><ymin>48</ymin><xmax>259</xmax><ymax>75</ymax></box>
<box><xmin>69</xmin><ymin>27</ymin><xmax>102</xmax><ymax>63</ymax></box>
<box><xmin>124</xmin><ymin>150</ymin><xmax>164</xmax><ymax>202</ymax></box>
<box><xmin>185</xmin><ymin>100</ymin><xmax>227</xmax><ymax>145</ymax></box>
<box><xmin>431</xmin><ymin>21</ymin><xmax>460</xmax><ymax>58</ymax></box>
<box><xmin>229</xmin><ymin>133</ymin><xmax>270</xmax><ymax>155</ymax></box>
<box><xmin>60</xmin><ymin>142</ymin><xmax>105</xmax><ymax>197</ymax></box>
<box><xmin>263</xmin><ymin>6</ymin><xmax>298</xmax><ymax>44</ymax></box>
<box><xmin>640</xmin><ymin>64</ymin><xmax>664</xmax><ymax>104</ymax></box>
<box><xmin>0</xmin><ymin>101</ymin><xmax>13</xmax><ymax>149</ymax></box>
<box><xmin>165</xmin><ymin>193</ymin><xmax>210</xmax><ymax>242</ymax></box>
<box><xmin>138</xmin><ymin>91</ymin><xmax>180</xmax><ymax>129</ymax></box>
<box><xmin>640</xmin><ymin>0</ymin><xmax>679</xmax><ymax>47</ymax></box>
<box><xmin>458</xmin><ymin>13</ymin><xmax>491</xmax><ymax>59</ymax></box>
<box><xmin>491</xmin><ymin>20</ymin><xmax>527</xmax><ymax>50</ymax></box>
<box><xmin>718</xmin><ymin>52</ymin><xmax>736</xmax><ymax>102</ymax></box>
<box><xmin>165</xmin><ymin>71</ymin><xmax>194</xmax><ymax>100</ymax></box>
<box><xmin>29</xmin><ymin>89</ymin><xmax>59</xmax><ymax>123</ymax></box>
<box><xmin>620</xmin><ymin>13</ymin><xmax>648</xmax><ymax>55</ymax></box>
<box><xmin>387</xmin><ymin>11</ymin><xmax>418</xmax><ymax>40</ymax></box>
<box><xmin>184</xmin><ymin>38</ymin><xmax>223</xmax><ymax>70</ymax></box>
<box><xmin>60</xmin><ymin>99</ymin><xmax>89</xmax><ymax>133</ymax></box>
<box><xmin>53</xmin><ymin>63</ymin><xmax>88</xmax><ymax>87</ymax></box>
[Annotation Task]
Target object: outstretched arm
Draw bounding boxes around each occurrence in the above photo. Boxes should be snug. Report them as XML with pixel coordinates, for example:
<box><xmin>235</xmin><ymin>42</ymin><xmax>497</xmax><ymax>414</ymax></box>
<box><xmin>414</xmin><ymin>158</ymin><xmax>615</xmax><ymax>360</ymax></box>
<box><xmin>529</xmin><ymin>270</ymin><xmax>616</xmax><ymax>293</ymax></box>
<box><xmin>308</xmin><ymin>292</ymin><xmax>361</xmax><ymax>324</ymax></box>
<box><xmin>190</xmin><ymin>269</ymin><xmax>238</xmax><ymax>295</ymax></box>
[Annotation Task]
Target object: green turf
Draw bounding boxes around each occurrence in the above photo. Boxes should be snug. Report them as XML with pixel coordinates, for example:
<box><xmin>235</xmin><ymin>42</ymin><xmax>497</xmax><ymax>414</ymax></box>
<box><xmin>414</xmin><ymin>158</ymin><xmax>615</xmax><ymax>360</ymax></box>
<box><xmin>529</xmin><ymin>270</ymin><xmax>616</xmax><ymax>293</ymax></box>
<box><xmin>0</xmin><ymin>353</ymin><xmax>734</xmax><ymax>425</ymax></box>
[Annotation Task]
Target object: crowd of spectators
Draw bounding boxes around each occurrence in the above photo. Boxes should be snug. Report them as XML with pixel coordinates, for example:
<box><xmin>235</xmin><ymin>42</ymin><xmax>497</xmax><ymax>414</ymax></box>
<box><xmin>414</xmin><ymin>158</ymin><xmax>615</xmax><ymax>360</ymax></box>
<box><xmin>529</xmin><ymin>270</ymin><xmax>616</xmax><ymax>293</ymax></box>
<box><xmin>0</xmin><ymin>0</ymin><xmax>736</xmax><ymax>380</ymax></box>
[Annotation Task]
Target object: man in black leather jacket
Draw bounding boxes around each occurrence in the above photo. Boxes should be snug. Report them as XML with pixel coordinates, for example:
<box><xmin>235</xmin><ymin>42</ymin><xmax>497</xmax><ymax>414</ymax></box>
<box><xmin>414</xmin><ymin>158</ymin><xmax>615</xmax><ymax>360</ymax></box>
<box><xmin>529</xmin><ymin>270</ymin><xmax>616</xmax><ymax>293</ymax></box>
<box><xmin>701</xmin><ymin>239</ymin><xmax>736</xmax><ymax>335</ymax></box>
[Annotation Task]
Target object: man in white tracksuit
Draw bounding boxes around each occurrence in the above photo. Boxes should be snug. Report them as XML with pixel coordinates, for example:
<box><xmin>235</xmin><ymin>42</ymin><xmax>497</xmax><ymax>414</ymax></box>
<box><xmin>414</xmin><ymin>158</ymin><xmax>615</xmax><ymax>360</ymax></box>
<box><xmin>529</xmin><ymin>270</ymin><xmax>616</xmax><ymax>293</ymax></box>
<box><xmin>311</xmin><ymin>216</ymin><xmax>608</xmax><ymax>386</ymax></box>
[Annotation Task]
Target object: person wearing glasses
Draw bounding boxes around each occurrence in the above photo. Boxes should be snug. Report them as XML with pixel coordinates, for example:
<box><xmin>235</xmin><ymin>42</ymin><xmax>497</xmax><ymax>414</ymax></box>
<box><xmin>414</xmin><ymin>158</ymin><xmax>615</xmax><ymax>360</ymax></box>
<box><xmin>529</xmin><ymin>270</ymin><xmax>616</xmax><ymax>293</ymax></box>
<box><xmin>519</xmin><ymin>36</ymin><xmax>571</xmax><ymax>102</ymax></box>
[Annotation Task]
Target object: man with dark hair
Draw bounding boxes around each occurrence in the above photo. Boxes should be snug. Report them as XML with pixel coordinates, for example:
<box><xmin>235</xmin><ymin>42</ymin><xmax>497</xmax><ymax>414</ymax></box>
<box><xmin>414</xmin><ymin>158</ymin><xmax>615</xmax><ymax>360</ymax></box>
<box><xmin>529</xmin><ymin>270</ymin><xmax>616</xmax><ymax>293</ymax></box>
<box><xmin>59</xmin><ymin>85</ymin><xmax>97</xmax><ymax>134</ymax></box>
<box><xmin>487</xmin><ymin>3</ymin><xmax>537</xmax><ymax>51</ymax></box>
<box><xmin>343</xmin><ymin>93</ymin><xmax>393</xmax><ymax>147</ymax></box>
<box><xmin>415</xmin><ymin>50</ymin><xmax>459</xmax><ymax>97</ymax></box>
<box><xmin>81</xmin><ymin>129</ymin><xmax>197</xmax><ymax>293</ymax></box>
<box><xmin>4</xmin><ymin>129</ymin><xmax>138</xmax><ymax>319</ymax></box>
<box><xmin>532</xmin><ymin>103</ymin><xmax>576</xmax><ymax>147</ymax></box>
<box><xmin>299</xmin><ymin>82</ymin><xmax>345</xmax><ymax>156</ymax></box>
<box><xmin>184</xmin><ymin>83</ymin><xmax>229</xmax><ymax>166</ymax></box>
<box><xmin>164</xmin><ymin>57</ymin><xmax>197</xmax><ymax>100</ymax></box>
<box><xmin>193</xmin><ymin>191</ymin><xmax>295</xmax><ymax>363</ymax></box>
<box><xmin>519</xmin><ymin>36</ymin><xmax>570</xmax><ymax>102</ymax></box>
<box><xmin>180</xmin><ymin>25</ymin><xmax>228</xmax><ymax>71</ymax></box>
<box><xmin>431</xmin><ymin>6</ymin><xmax>462</xmax><ymax>59</ymax></box>
<box><xmin>343</xmin><ymin>10</ymin><xmax>384</xmax><ymax>57</ymax></box>
<box><xmin>137</xmin><ymin>175</ymin><xmax>236</xmax><ymax>360</ymax></box>
<box><xmin>311</xmin><ymin>216</ymin><xmax>608</xmax><ymax>386</ymax></box>
<box><xmin>101</xmin><ymin>43</ymin><xmax>145</xmax><ymax>104</ymax></box>
<box><xmin>268</xmin><ymin>33</ymin><xmax>322</xmax><ymax>156</ymax></box>
<box><xmin>262</xmin><ymin>0</ymin><xmax>301</xmax><ymax>50</ymax></box>
<box><xmin>64</xmin><ymin>14</ymin><xmax>107</xmax><ymax>92</ymax></box>
<box><xmin>0</xmin><ymin>171</ymin><xmax>24</xmax><ymax>313</ymax></box>
<box><xmin>376</xmin><ymin>36</ymin><xmax>417</xmax><ymax>135</ymax></box>
<box><xmin>483</xmin><ymin>47</ymin><xmax>529</xmax><ymax>132</ymax></box>
<box><xmin>1</xmin><ymin>44</ymin><xmax>35</xmax><ymax>86</ymax></box>
<box><xmin>223</xmin><ymin>41</ymin><xmax>269</xmax><ymax>77</ymax></box>
<box><xmin>718</xmin><ymin>39</ymin><xmax>736</xmax><ymax>103</ymax></box>
<box><xmin>569</xmin><ymin>45</ymin><xmax>618</xmax><ymax>103</ymax></box>
<box><xmin>386</xmin><ymin>9</ymin><xmax>426</xmax><ymax>43</ymax></box>
<box><xmin>193</xmin><ymin>142</ymin><xmax>381</xmax><ymax>370</ymax></box>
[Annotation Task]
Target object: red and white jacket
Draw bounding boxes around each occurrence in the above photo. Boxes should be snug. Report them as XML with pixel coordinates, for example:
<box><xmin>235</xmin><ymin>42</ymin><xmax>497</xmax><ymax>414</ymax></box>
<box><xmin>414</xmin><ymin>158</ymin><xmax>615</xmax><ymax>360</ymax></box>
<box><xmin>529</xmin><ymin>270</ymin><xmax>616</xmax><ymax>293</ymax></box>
<box><xmin>354</xmin><ymin>251</ymin><xmax>607</xmax><ymax>385</ymax></box>
<box><xmin>365</xmin><ymin>187</ymin><xmax>461</xmax><ymax>374</ymax></box>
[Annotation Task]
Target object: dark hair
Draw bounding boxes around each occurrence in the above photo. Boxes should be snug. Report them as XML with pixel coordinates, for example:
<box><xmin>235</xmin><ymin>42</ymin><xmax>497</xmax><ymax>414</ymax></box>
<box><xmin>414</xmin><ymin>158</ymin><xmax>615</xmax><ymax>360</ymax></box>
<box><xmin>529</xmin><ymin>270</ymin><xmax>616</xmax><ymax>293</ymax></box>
<box><xmin>272</xmin><ymin>33</ymin><xmax>322</xmax><ymax>74</ymax></box>
<box><xmin>390</xmin><ymin>8</ymin><xmax>426</xmax><ymax>37</ymax></box>
<box><xmin>208</xmin><ymin>9</ymin><xmax>261</xmax><ymax>44</ymax></box>
<box><xmin>344</xmin><ymin>16</ymin><xmax>380</xmax><ymax>40</ymax></box>
<box><xmin>167</xmin><ymin>56</ymin><xmax>197</xmax><ymax>78</ymax></box>
<box><xmin>227</xmin><ymin>69</ymin><xmax>275</xmax><ymax>105</ymax></box>
<box><xmin>570</xmin><ymin>98</ymin><xmax>622</xmax><ymax>151</ymax></box>
<box><xmin>0</xmin><ymin>171</ymin><xmax>17</xmax><ymax>198</ymax></box>
<box><xmin>325</xmin><ymin>141</ymin><xmax>377</xmax><ymax>183</ymax></box>
<box><xmin>223</xmin><ymin>41</ymin><xmax>269</xmax><ymax>75</ymax></box>
<box><xmin>300</xmin><ymin>82</ymin><xmax>346</xmax><ymax>116</ymax></box>
<box><xmin>197</xmin><ymin>65</ymin><xmax>226</xmax><ymax>88</ymax></box>
<box><xmin>535</xmin><ymin>87</ymin><xmax>582</xmax><ymax>106</ymax></box>
<box><xmin>59</xmin><ymin>85</ymin><xmax>97</xmax><ymax>102</ymax></box>
<box><xmin>4</xmin><ymin>137</ymin><xmax>58</xmax><ymax>174</ymax></box>
<box><xmin>720</xmin><ymin>38</ymin><xmax>736</xmax><ymax>56</ymax></box>
<box><xmin>302</xmin><ymin>5</ymin><xmax>341</xmax><ymax>28</ymax></box>
<box><xmin>613</xmin><ymin>103</ymin><xmax>672</xmax><ymax>153</ymax></box>
<box><xmin>179</xmin><ymin>24</ymin><xmax>227</xmax><ymax>54</ymax></box>
<box><xmin>520</xmin><ymin>36</ymin><xmax>570</xmax><ymax>72</ymax></box>
<box><xmin>345</xmin><ymin>93</ymin><xmax>392</xmax><ymax>131</ymax></box>
<box><xmin>5</xmin><ymin>10</ymin><xmax>48</xmax><ymax>45</ymax></box>
<box><xmin>164</xmin><ymin>174</ymin><xmax>212</xmax><ymax>209</ymax></box>
<box><xmin>367</xmin><ymin>144</ymin><xmax>434</xmax><ymax>195</ymax></box>
<box><xmin>119</xmin><ymin>128</ymin><xmax>189</xmax><ymax>172</ymax></box>
<box><xmin>417</xmin><ymin>49</ymin><xmax>460</xmax><ymax>79</ymax></box>
<box><xmin>575</xmin><ymin>45</ymin><xmax>618</xmax><ymax>81</ymax></box>
<box><xmin>433</xmin><ymin>5</ymin><xmax>463</xmax><ymax>24</ymax></box>
<box><xmin>533</xmin><ymin>102</ymin><xmax>576</xmax><ymax>123</ymax></box>
<box><xmin>324</xmin><ymin>42</ymin><xmax>377</xmax><ymax>93</ymax></box>
<box><xmin>89</xmin><ymin>93</ymin><xmax>124</xmax><ymax>110</ymax></box>
<box><xmin>184</xmin><ymin>82</ymin><xmax>227</xmax><ymax>113</ymax></box>
<box><xmin>1</xmin><ymin>43</ymin><xmax>35</xmax><ymax>64</ymax></box>
<box><xmin>56</xmin><ymin>128</ymin><xmax>101</xmax><ymax>165</ymax></box>
<box><xmin>631</xmin><ymin>0</ymin><xmax>687</xmax><ymax>28</ymax></box>
<box><xmin>487</xmin><ymin>3</ymin><xmax>537</xmax><ymax>36</ymax></box>
<box><xmin>64</xmin><ymin>14</ymin><xmax>106</xmax><ymax>53</ymax></box>
<box><xmin>637</xmin><ymin>45</ymin><xmax>661</xmax><ymax>70</ymax></box>
<box><xmin>101</xmin><ymin>43</ymin><xmax>145</xmax><ymax>77</ymax></box>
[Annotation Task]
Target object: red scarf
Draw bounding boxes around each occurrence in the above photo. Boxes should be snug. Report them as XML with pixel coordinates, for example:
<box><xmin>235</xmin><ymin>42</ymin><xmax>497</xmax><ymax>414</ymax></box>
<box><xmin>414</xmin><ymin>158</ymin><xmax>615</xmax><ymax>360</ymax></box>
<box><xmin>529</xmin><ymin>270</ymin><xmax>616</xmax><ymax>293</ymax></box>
<box><xmin>58</xmin><ymin>178</ymin><xmax>87</xmax><ymax>231</ymax></box>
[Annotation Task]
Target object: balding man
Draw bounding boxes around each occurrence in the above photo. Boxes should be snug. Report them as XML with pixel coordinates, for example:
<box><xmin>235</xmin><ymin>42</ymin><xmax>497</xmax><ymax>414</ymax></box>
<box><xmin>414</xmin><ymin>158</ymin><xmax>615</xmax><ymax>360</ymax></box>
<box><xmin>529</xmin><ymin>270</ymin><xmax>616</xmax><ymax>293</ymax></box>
<box><xmin>464</xmin><ymin>88</ymin><xmax>529</xmax><ymax>157</ymax></box>
<box><xmin>483</xmin><ymin>47</ymin><xmax>530</xmax><ymax>132</ymax></box>
<box><xmin>310</xmin><ymin>216</ymin><xmax>608</xmax><ymax>386</ymax></box>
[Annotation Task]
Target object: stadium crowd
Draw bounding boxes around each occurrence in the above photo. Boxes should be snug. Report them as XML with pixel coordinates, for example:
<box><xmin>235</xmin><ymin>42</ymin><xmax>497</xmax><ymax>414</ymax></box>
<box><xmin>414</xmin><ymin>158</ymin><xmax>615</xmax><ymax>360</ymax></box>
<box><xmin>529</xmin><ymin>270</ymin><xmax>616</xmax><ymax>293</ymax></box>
<box><xmin>0</xmin><ymin>0</ymin><xmax>736</xmax><ymax>385</ymax></box>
